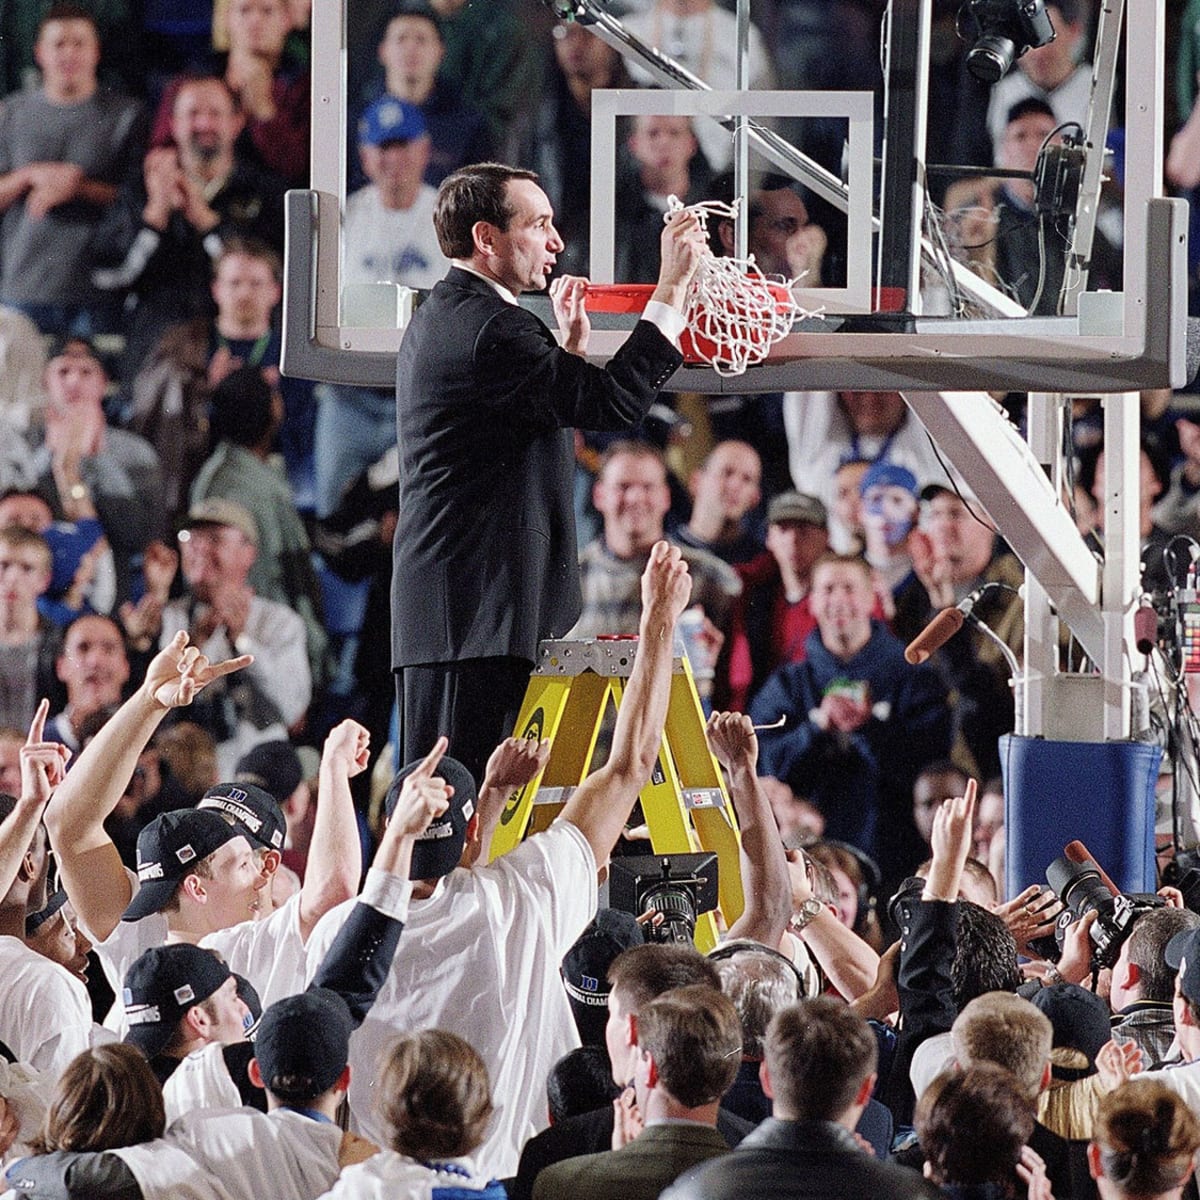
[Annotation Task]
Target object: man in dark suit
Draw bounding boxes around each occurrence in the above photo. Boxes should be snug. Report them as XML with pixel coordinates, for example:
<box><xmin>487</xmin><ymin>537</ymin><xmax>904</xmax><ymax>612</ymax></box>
<box><xmin>662</xmin><ymin>997</ymin><xmax>940</xmax><ymax>1200</ymax></box>
<box><xmin>391</xmin><ymin>161</ymin><xmax>705</xmax><ymax>783</ymax></box>
<box><xmin>510</xmin><ymin>944</ymin><xmax>753</xmax><ymax>1200</ymax></box>
<box><xmin>532</xmin><ymin>985</ymin><xmax>741</xmax><ymax>1200</ymax></box>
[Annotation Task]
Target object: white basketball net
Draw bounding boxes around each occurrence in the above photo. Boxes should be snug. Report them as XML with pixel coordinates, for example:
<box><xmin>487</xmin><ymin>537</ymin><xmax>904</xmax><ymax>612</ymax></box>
<box><xmin>666</xmin><ymin>195</ymin><xmax>809</xmax><ymax>377</ymax></box>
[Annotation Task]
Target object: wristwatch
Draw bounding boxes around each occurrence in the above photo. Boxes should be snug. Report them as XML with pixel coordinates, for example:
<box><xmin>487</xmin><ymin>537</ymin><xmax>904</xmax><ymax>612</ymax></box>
<box><xmin>789</xmin><ymin>897</ymin><xmax>824</xmax><ymax>933</ymax></box>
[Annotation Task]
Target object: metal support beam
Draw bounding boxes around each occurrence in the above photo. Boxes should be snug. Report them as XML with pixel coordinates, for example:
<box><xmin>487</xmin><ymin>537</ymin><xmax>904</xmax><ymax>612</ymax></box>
<box><xmin>877</xmin><ymin>0</ymin><xmax>930</xmax><ymax>307</ymax></box>
<box><xmin>1100</xmin><ymin>394</ymin><xmax>1141</xmax><ymax>738</ymax></box>
<box><xmin>902</xmin><ymin>390</ymin><xmax>1105</xmax><ymax>663</ymax></box>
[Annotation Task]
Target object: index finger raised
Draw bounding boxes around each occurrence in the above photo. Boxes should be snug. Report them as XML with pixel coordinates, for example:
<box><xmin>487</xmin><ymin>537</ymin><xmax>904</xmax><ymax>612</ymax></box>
<box><xmin>27</xmin><ymin>697</ymin><xmax>49</xmax><ymax>745</ymax></box>
<box><xmin>413</xmin><ymin>735</ymin><xmax>449</xmax><ymax>780</ymax></box>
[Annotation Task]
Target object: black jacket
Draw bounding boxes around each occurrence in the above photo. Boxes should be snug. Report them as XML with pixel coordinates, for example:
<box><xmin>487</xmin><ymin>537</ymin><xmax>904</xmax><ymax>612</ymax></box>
<box><xmin>661</xmin><ymin>1118</ymin><xmax>939</xmax><ymax>1200</ymax></box>
<box><xmin>390</xmin><ymin>267</ymin><xmax>681</xmax><ymax>668</ymax></box>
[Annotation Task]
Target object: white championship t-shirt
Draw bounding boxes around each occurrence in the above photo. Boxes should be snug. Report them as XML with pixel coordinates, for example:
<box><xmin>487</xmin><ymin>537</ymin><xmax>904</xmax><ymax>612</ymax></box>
<box><xmin>0</xmin><ymin>937</ymin><xmax>107</xmax><ymax>1074</ymax></box>
<box><xmin>304</xmin><ymin>819</ymin><xmax>597</xmax><ymax>1178</ymax></box>
<box><xmin>167</xmin><ymin>1106</ymin><xmax>344</xmax><ymax>1199</ymax></box>
<box><xmin>315</xmin><ymin>1150</ymin><xmax>493</xmax><ymax>1200</ymax></box>
<box><xmin>87</xmin><ymin>876</ymin><xmax>306</xmax><ymax>1033</ymax></box>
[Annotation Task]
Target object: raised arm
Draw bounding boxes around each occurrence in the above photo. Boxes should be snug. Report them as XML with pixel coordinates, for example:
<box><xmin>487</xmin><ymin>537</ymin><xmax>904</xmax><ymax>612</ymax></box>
<box><xmin>782</xmin><ymin>845</ymin><xmax>880</xmax><ymax>1001</ymax></box>
<box><xmin>705</xmin><ymin>711</ymin><xmax>791</xmax><ymax>947</ymax></box>
<box><xmin>308</xmin><ymin>737</ymin><xmax>451</xmax><ymax>1024</ymax></box>
<box><xmin>43</xmin><ymin>632</ymin><xmax>250</xmax><ymax>942</ymax></box>
<box><xmin>299</xmin><ymin>719</ymin><xmax>370</xmax><ymax>941</ymax></box>
<box><xmin>559</xmin><ymin>541</ymin><xmax>690</xmax><ymax>865</ymax></box>
<box><xmin>0</xmin><ymin>702</ymin><xmax>69</xmax><ymax>900</ymax></box>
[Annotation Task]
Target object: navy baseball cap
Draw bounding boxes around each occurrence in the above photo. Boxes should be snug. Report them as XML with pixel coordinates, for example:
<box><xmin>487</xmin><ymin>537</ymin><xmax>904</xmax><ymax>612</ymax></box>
<box><xmin>1166</xmin><ymin>928</ymin><xmax>1200</xmax><ymax>1004</ymax></box>
<box><xmin>234</xmin><ymin>742</ymin><xmax>304</xmax><ymax>806</ymax></box>
<box><xmin>358</xmin><ymin>96</ymin><xmax>426</xmax><ymax>147</ymax></box>
<box><xmin>123</xmin><ymin>943</ymin><xmax>231</xmax><ymax>1058</ymax></box>
<box><xmin>123</xmin><ymin>809</ymin><xmax>245</xmax><ymax>922</ymax></box>
<box><xmin>254</xmin><ymin>988</ymin><xmax>354</xmax><ymax>1100</ymax></box>
<box><xmin>561</xmin><ymin>909</ymin><xmax>645</xmax><ymax>1046</ymax></box>
<box><xmin>385</xmin><ymin>752</ymin><xmax>476</xmax><ymax>881</ymax></box>
<box><xmin>199</xmin><ymin>781</ymin><xmax>286</xmax><ymax>852</ymax></box>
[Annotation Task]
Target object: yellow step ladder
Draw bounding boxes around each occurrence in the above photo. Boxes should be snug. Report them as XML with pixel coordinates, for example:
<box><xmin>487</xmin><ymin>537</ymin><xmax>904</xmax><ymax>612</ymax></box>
<box><xmin>488</xmin><ymin>637</ymin><xmax>744</xmax><ymax>951</ymax></box>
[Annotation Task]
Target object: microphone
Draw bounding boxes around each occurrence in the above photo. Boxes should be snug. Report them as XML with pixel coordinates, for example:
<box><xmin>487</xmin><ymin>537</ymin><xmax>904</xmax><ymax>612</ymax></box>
<box><xmin>1064</xmin><ymin>840</ymin><xmax>1121</xmax><ymax>897</ymax></box>
<box><xmin>904</xmin><ymin>606</ymin><xmax>965</xmax><ymax>664</ymax></box>
<box><xmin>1133</xmin><ymin>604</ymin><xmax>1158</xmax><ymax>655</ymax></box>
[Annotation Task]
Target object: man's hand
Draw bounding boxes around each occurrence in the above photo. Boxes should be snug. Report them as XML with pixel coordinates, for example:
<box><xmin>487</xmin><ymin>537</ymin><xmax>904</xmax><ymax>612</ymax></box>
<box><xmin>387</xmin><ymin>736</ymin><xmax>452</xmax><ymax>839</ymax></box>
<box><xmin>209</xmin><ymin>581</ymin><xmax>253</xmax><ymax>641</ymax></box>
<box><xmin>142</xmin><ymin>540</ymin><xmax>179</xmax><ymax>601</ymax></box>
<box><xmin>20</xmin><ymin>699</ymin><xmax>70</xmax><ymax>807</ymax></box>
<box><xmin>922</xmin><ymin>779</ymin><xmax>976</xmax><ymax>901</ymax></box>
<box><xmin>24</xmin><ymin>161</ymin><xmax>84</xmax><ymax>219</ymax></box>
<box><xmin>705</xmin><ymin>711</ymin><xmax>758</xmax><ymax>772</ymax></box>
<box><xmin>652</xmin><ymin>208</ymin><xmax>707</xmax><ymax>309</ymax></box>
<box><xmin>142</xmin><ymin>146</ymin><xmax>183</xmax><ymax>229</ymax></box>
<box><xmin>1095</xmin><ymin>1037</ymin><xmax>1143</xmax><ymax>1092</ymax></box>
<box><xmin>550</xmin><ymin>275</ymin><xmax>590</xmax><ymax>357</ymax></box>
<box><xmin>786</xmin><ymin>222</ymin><xmax>827</xmax><ymax>285</ymax></box>
<box><xmin>1056</xmin><ymin>909</ymin><xmax>1098</xmax><ymax>985</ymax></box>
<box><xmin>1015</xmin><ymin>1145</ymin><xmax>1052</xmax><ymax>1200</ymax></box>
<box><xmin>142</xmin><ymin>630</ymin><xmax>252</xmax><ymax>710</ymax></box>
<box><xmin>483</xmin><ymin>736</ymin><xmax>550</xmax><ymax>794</ymax></box>
<box><xmin>639</xmin><ymin>540</ymin><xmax>691</xmax><ymax>627</ymax></box>
<box><xmin>611</xmin><ymin>1084</ymin><xmax>644</xmax><ymax>1150</ymax></box>
<box><xmin>992</xmin><ymin>885</ymin><xmax>1063</xmax><ymax>956</ymax></box>
<box><xmin>323</xmin><ymin>719</ymin><xmax>371</xmax><ymax>780</ymax></box>
<box><xmin>177</xmin><ymin>170</ymin><xmax>220</xmax><ymax>233</ymax></box>
<box><xmin>907</xmin><ymin>528</ymin><xmax>955</xmax><ymax>609</ymax></box>
<box><xmin>819</xmin><ymin>691</ymin><xmax>871</xmax><ymax>733</ymax></box>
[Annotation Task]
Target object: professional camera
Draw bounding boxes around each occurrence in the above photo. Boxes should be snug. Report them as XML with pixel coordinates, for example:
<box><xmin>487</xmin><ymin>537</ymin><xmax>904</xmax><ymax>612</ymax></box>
<box><xmin>1045</xmin><ymin>855</ymin><xmax>1164</xmax><ymax>970</ymax></box>
<box><xmin>608</xmin><ymin>853</ymin><xmax>719</xmax><ymax>945</ymax></box>
<box><xmin>958</xmin><ymin>0</ymin><xmax>1056</xmax><ymax>84</ymax></box>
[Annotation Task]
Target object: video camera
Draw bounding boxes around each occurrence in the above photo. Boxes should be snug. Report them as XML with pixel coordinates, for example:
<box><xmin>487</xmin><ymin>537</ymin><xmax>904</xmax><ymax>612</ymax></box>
<box><xmin>608</xmin><ymin>853</ymin><xmax>719</xmax><ymax>945</ymax></box>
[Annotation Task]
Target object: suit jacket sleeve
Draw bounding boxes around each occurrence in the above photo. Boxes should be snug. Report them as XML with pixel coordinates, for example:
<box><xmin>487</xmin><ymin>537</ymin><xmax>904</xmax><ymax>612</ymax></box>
<box><xmin>472</xmin><ymin>305</ymin><xmax>682</xmax><ymax>434</ymax></box>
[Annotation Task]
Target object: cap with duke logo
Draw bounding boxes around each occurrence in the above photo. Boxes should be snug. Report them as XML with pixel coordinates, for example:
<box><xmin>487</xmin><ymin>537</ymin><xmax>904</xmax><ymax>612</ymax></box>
<box><xmin>122</xmin><ymin>943</ymin><xmax>231</xmax><ymax>1058</ymax></box>
<box><xmin>358</xmin><ymin>96</ymin><xmax>427</xmax><ymax>147</ymax></box>
<box><xmin>385</xmin><ymin>752</ymin><xmax>477</xmax><ymax>880</ymax></box>
<box><xmin>199</xmin><ymin>781</ymin><xmax>286</xmax><ymax>852</ymax></box>
<box><xmin>122</xmin><ymin>809</ymin><xmax>244</xmax><ymax>922</ymax></box>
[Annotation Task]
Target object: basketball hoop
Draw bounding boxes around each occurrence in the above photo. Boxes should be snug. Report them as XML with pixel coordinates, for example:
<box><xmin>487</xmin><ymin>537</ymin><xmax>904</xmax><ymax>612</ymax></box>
<box><xmin>585</xmin><ymin>198</ymin><xmax>810</xmax><ymax>377</ymax></box>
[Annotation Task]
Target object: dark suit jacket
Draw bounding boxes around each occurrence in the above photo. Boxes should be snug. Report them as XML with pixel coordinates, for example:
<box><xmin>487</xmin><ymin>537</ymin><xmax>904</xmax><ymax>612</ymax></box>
<box><xmin>390</xmin><ymin>267</ymin><xmax>683</xmax><ymax>668</ymax></box>
<box><xmin>661</xmin><ymin>1119</ymin><xmax>940</xmax><ymax>1200</ymax></box>
<box><xmin>532</xmin><ymin>1122</ymin><xmax>729</xmax><ymax>1200</ymax></box>
<box><xmin>510</xmin><ymin>1103</ymin><xmax>753</xmax><ymax>1200</ymax></box>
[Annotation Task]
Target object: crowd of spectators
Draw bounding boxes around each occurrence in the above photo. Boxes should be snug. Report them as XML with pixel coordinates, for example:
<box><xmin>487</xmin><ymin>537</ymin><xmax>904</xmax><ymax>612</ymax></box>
<box><xmin>6</xmin><ymin>1</ymin><xmax>1200</xmax><ymax>1198</ymax></box>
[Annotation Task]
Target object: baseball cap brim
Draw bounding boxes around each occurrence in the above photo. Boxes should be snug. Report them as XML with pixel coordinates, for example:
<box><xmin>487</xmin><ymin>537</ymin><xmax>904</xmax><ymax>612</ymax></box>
<box><xmin>124</xmin><ymin>1016</ymin><xmax>176</xmax><ymax>1059</ymax></box>
<box><xmin>122</xmin><ymin>877</ymin><xmax>185</xmax><ymax>923</ymax></box>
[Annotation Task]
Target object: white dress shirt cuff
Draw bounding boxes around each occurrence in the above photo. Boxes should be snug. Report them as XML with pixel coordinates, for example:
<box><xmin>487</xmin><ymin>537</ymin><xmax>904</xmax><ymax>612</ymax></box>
<box><xmin>359</xmin><ymin>867</ymin><xmax>413</xmax><ymax>923</ymax></box>
<box><xmin>642</xmin><ymin>299</ymin><xmax>688</xmax><ymax>347</ymax></box>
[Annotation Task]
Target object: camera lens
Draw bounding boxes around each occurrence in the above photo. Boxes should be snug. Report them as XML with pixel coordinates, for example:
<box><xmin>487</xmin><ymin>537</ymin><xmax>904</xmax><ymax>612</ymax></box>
<box><xmin>644</xmin><ymin>886</ymin><xmax>697</xmax><ymax>944</ymax></box>
<box><xmin>966</xmin><ymin>34</ymin><xmax>1017</xmax><ymax>83</ymax></box>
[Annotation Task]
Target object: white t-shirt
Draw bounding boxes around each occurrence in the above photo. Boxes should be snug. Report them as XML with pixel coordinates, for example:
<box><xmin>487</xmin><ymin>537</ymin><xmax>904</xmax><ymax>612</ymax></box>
<box><xmin>343</xmin><ymin>184</ymin><xmax>449</xmax><ymax>290</ymax></box>
<box><xmin>304</xmin><ymin>820</ymin><xmax>597</xmax><ymax>1178</ymax></box>
<box><xmin>162</xmin><ymin>1042</ymin><xmax>243</xmax><ymax>1125</ymax></box>
<box><xmin>781</xmin><ymin>391</ymin><xmax>946</xmax><ymax>552</ymax></box>
<box><xmin>167</xmin><ymin>1106</ymin><xmax>344</xmax><ymax>1199</ymax></box>
<box><xmin>88</xmin><ymin>879</ymin><xmax>306</xmax><ymax>1034</ymax></box>
<box><xmin>316</xmin><ymin>1150</ymin><xmax>492</xmax><ymax>1200</ymax></box>
<box><xmin>1134</xmin><ymin>1059</ymin><xmax>1200</xmax><ymax>1108</ymax></box>
<box><xmin>0</xmin><ymin>936</ymin><xmax>107</xmax><ymax>1074</ymax></box>
<box><xmin>111</xmin><ymin>1139</ymin><xmax>233</xmax><ymax>1200</ymax></box>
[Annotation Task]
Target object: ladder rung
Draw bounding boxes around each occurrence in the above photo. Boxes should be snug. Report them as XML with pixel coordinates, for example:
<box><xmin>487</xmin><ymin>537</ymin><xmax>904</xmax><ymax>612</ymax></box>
<box><xmin>533</xmin><ymin>786</ymin><xmax>576</xmax><ymax>806</ymax></box>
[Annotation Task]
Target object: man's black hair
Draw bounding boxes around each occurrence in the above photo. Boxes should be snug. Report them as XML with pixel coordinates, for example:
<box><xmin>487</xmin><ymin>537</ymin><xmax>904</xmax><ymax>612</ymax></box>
<box><xmin>952</xmin><ymin>900</ymin><xmax>1022</xmax><ymax>1010</ymax></box>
